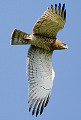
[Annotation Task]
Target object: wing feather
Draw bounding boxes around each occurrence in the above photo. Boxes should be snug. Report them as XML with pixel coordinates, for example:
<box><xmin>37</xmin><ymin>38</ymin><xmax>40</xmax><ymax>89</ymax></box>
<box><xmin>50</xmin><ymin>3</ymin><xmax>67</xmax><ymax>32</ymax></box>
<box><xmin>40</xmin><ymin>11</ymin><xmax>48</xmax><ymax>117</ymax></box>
<box><xmin>33</xmin><ymin>3</ymin><xmax>66</xmax><ymax>38</ymax></box>
<box><xmin>27</xmin><ymin>45</ymin><xmax>55</xmax><ymax>116</ymax></box>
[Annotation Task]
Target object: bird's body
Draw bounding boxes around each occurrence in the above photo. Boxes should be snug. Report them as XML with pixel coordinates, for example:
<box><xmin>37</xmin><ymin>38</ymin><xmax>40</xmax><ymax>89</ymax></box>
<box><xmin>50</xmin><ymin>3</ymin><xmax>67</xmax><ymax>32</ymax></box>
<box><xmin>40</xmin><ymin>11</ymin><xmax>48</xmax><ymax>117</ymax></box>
<box><xmin>11</xmin><ymin>30</ymin><xmax>55</xmax><ymax>51</ymax></box>
<box><xmin>11</xmin><ymin>3</ymin><xmax>68</xmax><ymax>116</ymax></box>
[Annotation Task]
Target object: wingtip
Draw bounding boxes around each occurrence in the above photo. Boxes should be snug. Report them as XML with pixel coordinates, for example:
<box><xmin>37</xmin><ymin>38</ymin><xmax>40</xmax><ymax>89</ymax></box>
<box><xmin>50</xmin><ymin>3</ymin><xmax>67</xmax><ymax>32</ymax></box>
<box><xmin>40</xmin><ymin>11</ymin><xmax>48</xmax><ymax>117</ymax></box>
<box><xmin>32</xmin><ymin>110</ymin><xmax>35</xmax><ymax>115</ymax></box>
<box><xmin>64</xmin><ymin>9</ymin><xmax>66</xmax><ymax>20</ymax></box>
<box><xmin>51</xmin><ymin>4</ymin><xmax>53</xmax><ymax>8</ymax></box>
<box><xmin>55</xmin><ymin>4</ymin><xmax>57</xmax><ymax>7</ymax></box>
<box><xmin>47</xmin><ymin>7</ymin><xmax>50</xmax><ymax>9</ymax></box>
<box><xmin>50</xmin><ymin>3</ymin><xmax>66</xmax><ymax>20</ymax></box>
<box><xmin>59</xmin><ymin>3</ymin><xmax>61</xmax><ymax>7</ymax></box>
<box><xmin>63</xmin><ymin>3</ymin><xmax>65</xmax><ymax>7</ymax></box>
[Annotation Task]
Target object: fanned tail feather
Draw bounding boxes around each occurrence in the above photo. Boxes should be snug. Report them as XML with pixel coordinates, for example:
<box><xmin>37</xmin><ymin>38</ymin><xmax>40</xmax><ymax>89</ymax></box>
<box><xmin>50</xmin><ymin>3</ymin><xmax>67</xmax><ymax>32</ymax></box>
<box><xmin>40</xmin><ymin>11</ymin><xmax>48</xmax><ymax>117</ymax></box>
<box><xmin>11</xmin><ymin>29</ymin><xmax>30</xmax><ymax>45</ymax></box>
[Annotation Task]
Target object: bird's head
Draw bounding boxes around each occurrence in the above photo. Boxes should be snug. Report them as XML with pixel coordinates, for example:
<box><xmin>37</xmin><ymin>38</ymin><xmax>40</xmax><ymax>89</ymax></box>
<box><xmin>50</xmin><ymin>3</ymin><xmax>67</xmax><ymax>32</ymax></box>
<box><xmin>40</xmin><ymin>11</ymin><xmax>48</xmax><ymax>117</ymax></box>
<box><xmin>53</xmin><ymin>38</ymin><xmax>68</xmax><ymax>50</ymax></box>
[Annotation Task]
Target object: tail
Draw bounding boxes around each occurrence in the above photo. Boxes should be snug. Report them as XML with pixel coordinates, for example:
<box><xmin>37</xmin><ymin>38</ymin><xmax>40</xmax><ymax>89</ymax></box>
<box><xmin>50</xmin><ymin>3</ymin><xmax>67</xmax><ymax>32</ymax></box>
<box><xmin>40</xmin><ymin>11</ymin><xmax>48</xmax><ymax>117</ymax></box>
<box><xmin>11</xmin><ymin>29</ymin><xmax>31</xmax><ymax>45</ymax></box>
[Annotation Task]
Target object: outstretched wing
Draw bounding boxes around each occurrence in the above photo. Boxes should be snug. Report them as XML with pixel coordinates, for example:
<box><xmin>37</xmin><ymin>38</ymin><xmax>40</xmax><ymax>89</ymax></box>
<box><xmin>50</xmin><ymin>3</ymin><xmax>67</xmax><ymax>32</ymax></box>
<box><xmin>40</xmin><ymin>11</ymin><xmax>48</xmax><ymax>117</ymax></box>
<box><xmin>27</xmin><ymin>45</ymin><xmax>55</xmax><ymax>116</ymax></box>
<box><xmin>33</xmin><ymin>3</ymin><xmax>66</xmax><ymax>38</ymax></box>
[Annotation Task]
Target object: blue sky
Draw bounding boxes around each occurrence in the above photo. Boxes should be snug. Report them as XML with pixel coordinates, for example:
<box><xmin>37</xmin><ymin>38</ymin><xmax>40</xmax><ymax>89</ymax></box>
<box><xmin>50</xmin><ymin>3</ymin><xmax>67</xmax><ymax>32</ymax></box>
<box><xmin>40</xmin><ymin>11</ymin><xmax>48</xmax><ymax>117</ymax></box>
<box><xmin>0</xmin><ymin>0</ymin><xmax>81</xmax><ymax>119</ymax></box>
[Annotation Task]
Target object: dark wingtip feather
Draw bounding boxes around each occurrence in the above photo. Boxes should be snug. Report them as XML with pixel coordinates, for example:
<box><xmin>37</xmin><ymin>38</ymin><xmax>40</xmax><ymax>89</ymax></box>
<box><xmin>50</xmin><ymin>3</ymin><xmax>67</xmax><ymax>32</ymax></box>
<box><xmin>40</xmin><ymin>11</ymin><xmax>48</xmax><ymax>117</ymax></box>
<box><xmin>40</xmin><ymin>100</ymin><xmax>45</xmax><ymax>115</ymax></box>
<box><xmin>36</xmin><ymin>100</ymin><xmax>42</xmax><ymax>117</ymax></box>
<box><xmin>63</xmin><ymin>3</ymin><xmax>65</xmax><ymax>8</ymax></box>
<box><xmin>29</xmin><ymin>104</ymin><xmax>32</xmax><ymax>112</ymax></box>
<box><xmin>32</xmin><ymin>109</ymin><xmax>35</xmax><ymax>115</ymax></box>
<box><xmin>32</xmin><ymin>110</ymin><xmax>34</xmax><ymax>115</ymax></box>
<box><xmin>40</xmin><ymin>108</ymin><xmax>43</xmax><ymax>115</ymax></box>
<box><xmin>64</xmin><ymin>9</ymin><xmax>66</xmax><ymax>20</ymax></box>
<box><xmin>61</xmin><ymin>3</ymin><xmax>66</xmax><ymax>19</ymax></box>
<box><xmin>59</xmin><ymin>3</ymin><xmax>61</xmax><ymax>15</ymax></box>
<box><xmin>59</xmin><ymin>3</ymin><xmax>61</xmax><ymax>7</ymax></box>
<box><xmin>55</xmin><ymin>4</ymin><xmax>57</xmax><ymax>10</ymax></box>
<box><xmin>51</xmin><ymin>4</ymin><xmax>53</xmax><ymax>9</ymax></box>
<box><xmin>36</xmin><ymin>108</ymin><xmax>39</xmax><ymax>117</ymax></box>
<box><xmin>29</xmin><ymin>107</ymin><xmax>31</xmax><ymax>112</ymax></box>
<box><xmin>45</xmin><ymin>96</ymin><xmax>50</xmax><ymax>107</ymax></box>
<box><xmin>55</xmin><ymin>4</ymin><xmax>58</xmax><ymax>14</ymax></box>
<box><xmin>55</xmin><ymin>4</ymin><xmax>57</xmax><ymax>7</ymax></box>
<box><xmin>62</xmin><ymin>3</ymin><xmax>65</xmax><ymax>13</ymax></box>
<box><xmin>32</xmin><ymin>100</ymin><xmax>39</xmax><ymax>115</ymax></box>
<box><xmin>47</xmin><ymin>7</ymin><xmax>50</xmax><ymax>9</ymax></box>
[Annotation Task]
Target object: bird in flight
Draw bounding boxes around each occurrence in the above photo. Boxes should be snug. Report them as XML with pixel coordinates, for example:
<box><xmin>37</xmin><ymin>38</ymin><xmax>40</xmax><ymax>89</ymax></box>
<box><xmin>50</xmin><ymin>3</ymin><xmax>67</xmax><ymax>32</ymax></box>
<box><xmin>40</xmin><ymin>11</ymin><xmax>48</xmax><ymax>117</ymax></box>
<box><xmin>11</xmin><ymin>3</ymin><xmax>68</xmax><ymax>116</ymax></box>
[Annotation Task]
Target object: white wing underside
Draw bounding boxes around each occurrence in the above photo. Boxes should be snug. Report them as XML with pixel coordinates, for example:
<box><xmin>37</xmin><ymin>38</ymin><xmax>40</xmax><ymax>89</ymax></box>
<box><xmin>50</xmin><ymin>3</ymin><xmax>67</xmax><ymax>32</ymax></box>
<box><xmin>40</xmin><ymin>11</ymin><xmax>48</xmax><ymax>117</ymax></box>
<box><xmin>27</xmin><ymin>45</ymin><xmax>55</xmax><ymax>116</ymax></box>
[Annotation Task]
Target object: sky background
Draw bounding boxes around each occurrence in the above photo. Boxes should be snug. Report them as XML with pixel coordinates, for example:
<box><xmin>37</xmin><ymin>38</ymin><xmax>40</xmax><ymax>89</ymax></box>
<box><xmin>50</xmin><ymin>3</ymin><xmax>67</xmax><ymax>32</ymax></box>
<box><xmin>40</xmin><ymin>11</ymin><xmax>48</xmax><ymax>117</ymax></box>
<box><xmin>0</xmin><ymin>0</ymin><xmax>81</xmax><ymax>120</ymax></box>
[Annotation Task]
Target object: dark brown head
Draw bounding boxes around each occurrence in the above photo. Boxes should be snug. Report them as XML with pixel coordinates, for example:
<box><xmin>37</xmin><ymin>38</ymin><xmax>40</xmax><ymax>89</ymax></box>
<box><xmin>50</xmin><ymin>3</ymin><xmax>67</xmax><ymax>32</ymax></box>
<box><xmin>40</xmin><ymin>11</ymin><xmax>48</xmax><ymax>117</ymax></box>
<box><xmin>53</xmin><ymin>38</ymin><xmax>68</xmax><ymax>50</ymax></box>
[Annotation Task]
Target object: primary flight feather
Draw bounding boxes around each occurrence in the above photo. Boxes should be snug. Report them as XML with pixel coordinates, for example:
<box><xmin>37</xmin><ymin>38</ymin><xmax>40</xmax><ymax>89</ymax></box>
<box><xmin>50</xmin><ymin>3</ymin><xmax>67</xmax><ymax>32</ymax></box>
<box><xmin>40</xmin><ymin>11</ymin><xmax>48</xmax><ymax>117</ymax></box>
<box><xmin>11</xmin><ymin>3</ymin><xmax>68</xmax><ymax>116</ymax></box>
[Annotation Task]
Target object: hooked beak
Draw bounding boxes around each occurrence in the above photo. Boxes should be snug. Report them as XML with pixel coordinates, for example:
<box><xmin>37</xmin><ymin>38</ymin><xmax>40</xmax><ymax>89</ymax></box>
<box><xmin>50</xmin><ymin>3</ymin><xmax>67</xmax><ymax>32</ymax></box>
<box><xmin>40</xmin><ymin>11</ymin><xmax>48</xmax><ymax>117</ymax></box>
<box><xmin>53</xmin><ymin>39</ymin><xmax>68</xmax><ymax>50</ymax></box>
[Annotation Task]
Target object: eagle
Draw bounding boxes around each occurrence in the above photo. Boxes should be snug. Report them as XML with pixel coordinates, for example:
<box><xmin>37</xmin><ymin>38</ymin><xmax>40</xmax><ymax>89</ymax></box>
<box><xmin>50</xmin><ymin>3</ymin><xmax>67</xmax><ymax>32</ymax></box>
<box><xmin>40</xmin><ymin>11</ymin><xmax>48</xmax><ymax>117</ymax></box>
<box><xmin>11</xmin><ymin>3</ymin><xmax>68</xmax><ymax>116</ymax></box>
